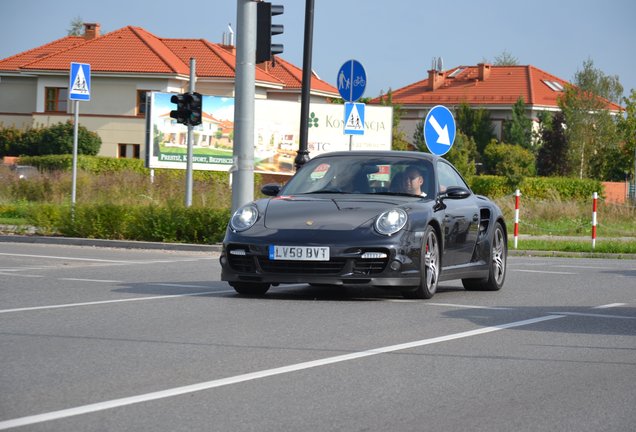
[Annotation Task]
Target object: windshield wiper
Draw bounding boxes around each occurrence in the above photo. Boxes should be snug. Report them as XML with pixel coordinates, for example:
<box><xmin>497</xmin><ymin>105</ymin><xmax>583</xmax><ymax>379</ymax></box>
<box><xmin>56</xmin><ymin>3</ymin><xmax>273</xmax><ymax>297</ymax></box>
<box><xmin>304</xmin><ymin>189</ymin><xmax>346</xmax><ymax>194</ymax></box>
<box><xmin>375</xmin><ymin>191</ymin><xmax>425</xmax><ymax>198</ymax></box>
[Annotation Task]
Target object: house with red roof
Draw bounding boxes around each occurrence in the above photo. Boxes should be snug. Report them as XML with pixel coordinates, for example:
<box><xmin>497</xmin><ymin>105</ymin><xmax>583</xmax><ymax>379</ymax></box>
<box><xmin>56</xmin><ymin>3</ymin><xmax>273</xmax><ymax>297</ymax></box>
<box><xmin>0</xmin><ymin>23</ymin><xmax>338</xmax><ymax>160</ymax></box>
<box><xmin>374</xmin><ymin>63</ymin><xmax>622</xmax><ymax>146</ymax></box>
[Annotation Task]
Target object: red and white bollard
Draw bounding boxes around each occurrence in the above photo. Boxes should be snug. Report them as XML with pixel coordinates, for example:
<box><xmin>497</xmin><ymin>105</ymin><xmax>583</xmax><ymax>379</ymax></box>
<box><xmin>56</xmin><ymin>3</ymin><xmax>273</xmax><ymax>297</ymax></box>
<box><xmin>514</xmin><ymin>189</ymin><xmax>521</xmax><ymax>249</ymax></box>
<box><xmin>592</xmin><ymin>192</ymin><xmax>598</xmax><ymax>249</ymax></box>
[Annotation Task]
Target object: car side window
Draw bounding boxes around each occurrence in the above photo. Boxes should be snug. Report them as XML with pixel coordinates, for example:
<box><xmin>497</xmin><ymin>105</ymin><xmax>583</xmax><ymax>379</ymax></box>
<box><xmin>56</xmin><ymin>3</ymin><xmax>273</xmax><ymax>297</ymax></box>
<box><xmin>437</xmin><ymin>161</ymin><xmax>469</xmax><ymax>193</ymax></box>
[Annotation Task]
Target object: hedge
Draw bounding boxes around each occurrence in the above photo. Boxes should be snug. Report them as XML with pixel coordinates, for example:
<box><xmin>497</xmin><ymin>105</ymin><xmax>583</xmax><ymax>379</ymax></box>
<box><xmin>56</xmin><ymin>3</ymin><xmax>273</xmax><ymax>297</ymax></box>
<box><xmin>22</xmin><ymin>203</ymin><xmax>231</xmax><ymax>243</ymax></box>
<box><xmin>17</xmin><ymin>154</ymin><xmax>238</xmax><ymax>183</ymax></box>
<box><xmin>469</xmin><ymin>175</ymin><xmax>602</xmax><ymax>201</ymax></box>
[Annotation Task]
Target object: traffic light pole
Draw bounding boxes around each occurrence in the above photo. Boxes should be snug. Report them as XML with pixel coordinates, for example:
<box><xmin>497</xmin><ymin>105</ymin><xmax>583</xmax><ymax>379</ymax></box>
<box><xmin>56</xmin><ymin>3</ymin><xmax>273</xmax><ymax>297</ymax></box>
<box><xmin>295</xmin><ymin>0</ymin><xmax>314</xmax><ymax>170</ymax></box>
<box><xmin>232</xmin><ymin>0</ymin><xmax>256</xmax><ymax>212</ymax></box>
<box><xmin>185</xmin><ymin>58</ymin><xmax>196</xmax><ymax>207</ymax></box>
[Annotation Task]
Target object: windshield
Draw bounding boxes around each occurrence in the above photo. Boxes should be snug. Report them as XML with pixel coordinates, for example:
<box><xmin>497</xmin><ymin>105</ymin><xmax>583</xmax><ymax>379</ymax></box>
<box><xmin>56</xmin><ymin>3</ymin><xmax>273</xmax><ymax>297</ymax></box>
<box><xmin>281</xmin><ymin>154</ymin><xmax>435</xmax><ymax>199</ymax></box>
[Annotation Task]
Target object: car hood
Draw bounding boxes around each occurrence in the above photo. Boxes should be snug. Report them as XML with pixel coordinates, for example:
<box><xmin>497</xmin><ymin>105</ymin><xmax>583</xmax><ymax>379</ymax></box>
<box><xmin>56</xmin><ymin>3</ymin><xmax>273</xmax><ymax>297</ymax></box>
<box><xmin>263</xmin><ymin>195</ymin><xmax>405</xmax><ymax>230</ymax></box>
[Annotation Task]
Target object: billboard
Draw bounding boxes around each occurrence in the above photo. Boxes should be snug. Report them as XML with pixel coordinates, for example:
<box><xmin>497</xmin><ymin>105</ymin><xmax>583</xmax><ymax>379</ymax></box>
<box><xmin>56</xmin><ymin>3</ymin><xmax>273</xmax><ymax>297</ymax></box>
<box><xmin>145</xmin><ymin>92</ymin><xmax>392</xmax><ymax>174</ymax></box>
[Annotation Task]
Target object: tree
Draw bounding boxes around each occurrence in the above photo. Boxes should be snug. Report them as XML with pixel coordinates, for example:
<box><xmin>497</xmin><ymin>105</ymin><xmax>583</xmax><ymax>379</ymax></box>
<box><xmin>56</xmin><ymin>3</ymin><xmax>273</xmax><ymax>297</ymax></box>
<box><xmin>28</xmin><ymin>122</ymin><xmax>101</xmax><ymax>156</ymax></box>
<box><xmin>455</xmin><ymin>102</ymin><xmax>495</xmax><ymax>155</ymax></box>
<box><xmin>443</xmin><ymin>132</ymin><xmax>478</xmax><ymax>179</ymax></box>
<box><xmin>558</xmin><ymin>59</ymin><xmax>622</xmax><ymax>179</ymax></box>
<box><xmin>67</xmin><ymin>16</ymin><xmax>84</xmax><ymax>36</ymax></box>
<box><xmin>503</xmin><ymin>97</ymin><xmax>534</xmax><ymax>151</ymax></box>
<box><xmin>483</xmin><ymin>141</ymin><xmax>536</xmax><ymax>188</ymax></box>
<box><xmin>536</xmin><ymin>111</ymin><xmax>569</xmax><ymax>176</ymax></box>
<box><xmin>493</xmin><ymin>50</ymin><xmax>519</xmax><ymax>66</ymax></box>
<box><xmin>412</xmin><ymin>119</ymin><xmax>426</xmax><ymax>152</ymax></box>
<box><xmin>614</xmin><ymin>89</ymin><xmax>636</xmax><ymax>182</ymax></box>
<box><xmin>379</xmin><ymin>90</ymin><xmax>410</xmax><ymax>151</ymax></box>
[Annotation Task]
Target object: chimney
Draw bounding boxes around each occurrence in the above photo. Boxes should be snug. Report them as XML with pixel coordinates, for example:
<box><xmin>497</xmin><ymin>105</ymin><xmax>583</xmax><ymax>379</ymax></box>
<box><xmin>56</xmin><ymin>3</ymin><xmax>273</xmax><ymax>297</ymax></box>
<box><xmin>428</xmin><ymin>69</ymin><xmax>445</xmax><ymax>91</ymax></box>
<box><xmin>83</xmin><ymin>23</ymin><xmax>100</xmax><ymax>40</ymax></box>
<box><xmin>219</xmin><ymin>23</ymin><xmax>236</xmax><ymax>55</ymax></box>
<box><xmin>478</xmin><ymin>63</ymin><xmax>491</xmax><ymax>81</ymax></box>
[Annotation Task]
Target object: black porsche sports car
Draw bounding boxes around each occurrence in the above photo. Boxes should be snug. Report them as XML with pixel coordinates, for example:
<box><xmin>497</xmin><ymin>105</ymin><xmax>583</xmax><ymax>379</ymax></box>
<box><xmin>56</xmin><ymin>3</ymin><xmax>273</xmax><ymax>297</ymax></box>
<box><xmin>220</xmin><ymin>151</ymin><xmax>507</xmax><ymax>299</ymax></box>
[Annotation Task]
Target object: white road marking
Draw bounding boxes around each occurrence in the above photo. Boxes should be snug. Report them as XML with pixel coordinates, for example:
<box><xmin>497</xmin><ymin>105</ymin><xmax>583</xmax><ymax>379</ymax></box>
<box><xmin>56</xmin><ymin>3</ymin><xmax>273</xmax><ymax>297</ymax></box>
<box><xmin>554</xmin><ymin>311</ymin><xmax>635</xmax><ymax>319</ymax></box>
<box><xmin>0</xmin><ymin>314</ymin><xmax>564</xmax><ymax>430</ymax></box>
<box><xmin>511</xmin><ymin>269</ymin><xmax>576</xmax><ymax>275</ymax></box>
<box><xmin>59</xmin><ymin>278</ymin><xmax>120</xmax><ymax>283</ymax></box>
<box><xmin>427</xmin><ymin>302</ymin><xmax>513</xmax><ymax>310</ymax></box>
<box><xmin>0</xmin><ymin>290</ymin><xmax>234</xmax><ymax>314</ymax></box>
<box><xmin>0</xmin><ymin>272</ymin><xmax>43</xmax><ymax>278</ymax></box>
<box><xmin>555</xmin><ymin>265</ymin><xmax>612</xmax><ymax>270</ymax></box>
<box><xmin>0</xmin><ymin>252</ymin><xmax>213</xmax><ymax>265</ymax></box>
<box><xmin>0</xmin><ymin>252</ymin><xmax>129</xmax><ymax>263</ymax></box>
<box><xmin>156</xmin><ymin>283</ymin><xmax>213</xmax><ymax>289</ymax></box>
<box><xmin>593</xmin><ymin>303</ymin><xmax>626</xmax><ymax>309</ymax></box>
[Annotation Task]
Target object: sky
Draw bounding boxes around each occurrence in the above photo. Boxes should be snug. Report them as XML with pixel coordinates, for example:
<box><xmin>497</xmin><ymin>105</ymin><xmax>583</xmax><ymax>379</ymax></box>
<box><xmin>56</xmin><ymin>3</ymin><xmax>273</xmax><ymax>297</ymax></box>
<box><xmin>2</xmin><ymin>0</ymin><xmax>635</xmax><ymax>100</ymax></box>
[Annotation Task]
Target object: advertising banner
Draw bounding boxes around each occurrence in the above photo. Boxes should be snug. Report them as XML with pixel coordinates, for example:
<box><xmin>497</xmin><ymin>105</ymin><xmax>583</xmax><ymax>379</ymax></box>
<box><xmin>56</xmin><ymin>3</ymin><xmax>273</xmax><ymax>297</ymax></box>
<box><xmin>146</xmin><ymin>92</ymin><xmax>392</xmax><ymax>174</ymax></box>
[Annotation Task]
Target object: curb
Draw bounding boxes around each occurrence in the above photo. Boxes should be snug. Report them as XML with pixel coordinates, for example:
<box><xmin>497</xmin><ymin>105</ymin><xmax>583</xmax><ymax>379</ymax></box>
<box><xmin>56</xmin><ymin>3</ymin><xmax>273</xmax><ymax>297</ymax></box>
<box><xmin>0</xmin><ymin>234</ymin><xmax>221</xmax><ymax>253</ymax></box>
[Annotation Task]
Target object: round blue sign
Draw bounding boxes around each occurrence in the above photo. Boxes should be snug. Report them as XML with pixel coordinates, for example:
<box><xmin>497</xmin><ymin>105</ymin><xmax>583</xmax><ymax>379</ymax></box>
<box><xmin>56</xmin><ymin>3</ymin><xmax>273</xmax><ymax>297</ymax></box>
<box><xmin>337</xmin><ymin>60</ymin><xmax>366</xmax><ymax>102</ymax></box>
<box><xmin>424</xmin><ymin>105</ymin><xmax>456</xmax><ymax>156</ymax></box>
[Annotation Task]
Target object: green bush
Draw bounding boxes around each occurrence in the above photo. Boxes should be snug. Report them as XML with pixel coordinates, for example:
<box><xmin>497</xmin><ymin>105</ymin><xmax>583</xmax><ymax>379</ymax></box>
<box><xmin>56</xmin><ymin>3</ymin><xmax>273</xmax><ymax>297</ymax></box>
<box><xmin>483</xmin><ymin>141</ymin><xmax>536</xmax><ymax>187</ymax></box>
<box><xmin>469</xmin><ymin>175</ymin><xmax>603</xmax><ymax>201</ymax></box>
<box><xmin>0</xmin><ymin>122</ymin><xmax>101</xmax><ymax>157</ymax></box>
<box><xmin>41</xmin><ymin>203</ymin><xmax>231</xmax><ymax>243</ymax></box>
<box><xmin>25</xmin><ymin>203</ymin><xmax>64</xmax><ymax>236</ymax></box>
<box><xmin>0</xmin><ymin>125</ymin><xmax>23</xmax><ymax>157</ymax></box>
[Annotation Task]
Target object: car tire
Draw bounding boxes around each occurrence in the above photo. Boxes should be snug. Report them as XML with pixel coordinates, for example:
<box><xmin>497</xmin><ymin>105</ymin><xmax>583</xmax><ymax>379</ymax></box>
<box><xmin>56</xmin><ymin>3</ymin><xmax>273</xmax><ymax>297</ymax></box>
<box><xmin>462</xmin><ymin>221</ymin><xmax>507</xmax><ymax>291</ymax></box>
<box><xmin>230</xmin><ymin>282</ymin><xmax>270</xmax><ymax>296</ymax></box>
<box><xmin>402</xmin><ymin>225</ymin><xmax>439</xmax><ymax>299</ymax></box>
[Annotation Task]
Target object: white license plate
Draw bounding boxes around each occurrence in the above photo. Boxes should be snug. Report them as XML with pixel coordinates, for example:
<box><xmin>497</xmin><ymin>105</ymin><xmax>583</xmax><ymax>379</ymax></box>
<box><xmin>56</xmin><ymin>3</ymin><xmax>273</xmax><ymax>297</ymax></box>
<box><xmin>268</xmin><ymin>245</ymin><xmax>330</xmax><ymax>261</ymax></box>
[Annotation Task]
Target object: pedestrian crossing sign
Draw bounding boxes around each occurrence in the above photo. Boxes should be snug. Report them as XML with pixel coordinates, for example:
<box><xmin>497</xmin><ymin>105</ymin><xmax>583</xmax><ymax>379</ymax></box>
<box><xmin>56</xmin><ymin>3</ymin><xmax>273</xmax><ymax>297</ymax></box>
<box><xmin>69</xmin><ymin>63</ymin><xmax>91</xmax><ymax>101</ymax></box>
<box><xmin>344</xmin><ymin>102</ymin><xmax>365</xmax><ymax>135</ymax></box>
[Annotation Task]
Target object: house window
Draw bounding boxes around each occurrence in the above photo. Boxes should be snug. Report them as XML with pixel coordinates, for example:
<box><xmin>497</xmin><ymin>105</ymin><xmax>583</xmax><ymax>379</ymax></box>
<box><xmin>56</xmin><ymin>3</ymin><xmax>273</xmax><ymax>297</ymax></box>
<box><xmin>543</xmin><ymin>80</ymin><xmax>564</xmax><ymax>92</ymax></box>
<box><xmin>118</xmin><ymin>143</ymin><xmax>140</xmax><ymax>159</ymax></box>
<box><xmin>448</xmin><ymin>68</ymin><xmax>464</xmax><ymax>78</ymax></box>
<box><xmin>137</xmin><ymin>90</ymin><xmax>150</xmax><ymax>116</ymax></box>
<box><xmin>45</xmin><ymin>87</ymin><xmax>68</xmax><ymax>112</ymax></box>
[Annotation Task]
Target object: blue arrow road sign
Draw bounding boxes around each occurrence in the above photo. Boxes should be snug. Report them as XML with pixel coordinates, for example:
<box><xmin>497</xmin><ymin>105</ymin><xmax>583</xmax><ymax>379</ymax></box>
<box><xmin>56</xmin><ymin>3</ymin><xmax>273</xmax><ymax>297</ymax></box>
<box><xmin>337</xmin><ymin>60</ymin><xmax>366</xmax><ymax>102</ymax></box>
<box><xmin>424</xmin><ymin>105</ymin><xmax>456</xmax><ymax>156</ymax></box>
<box><xmin>344</xmin><ymin>102</ymin><xmax>365</xmax><ymax>135</ymax></box>
<box><xmin>69</xmin><ymin>63</ymin><xmax>91</xmax><ymax>101</ymax></box>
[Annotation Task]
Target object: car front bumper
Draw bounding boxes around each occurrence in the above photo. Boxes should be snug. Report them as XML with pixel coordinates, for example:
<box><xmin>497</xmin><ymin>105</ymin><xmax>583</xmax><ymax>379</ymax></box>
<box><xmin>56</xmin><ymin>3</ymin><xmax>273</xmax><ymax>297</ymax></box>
<box><xmin>220</xmin><ymin>233</ymin><xmax>424</xmax><ymax>289</ymax></box>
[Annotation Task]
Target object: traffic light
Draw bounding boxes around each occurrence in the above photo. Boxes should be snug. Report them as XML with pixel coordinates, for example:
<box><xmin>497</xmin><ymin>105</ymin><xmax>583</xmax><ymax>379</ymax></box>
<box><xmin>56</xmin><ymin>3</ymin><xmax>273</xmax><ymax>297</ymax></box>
<box><xmin>170</xmin><ymin>92</ymin><xmax>202</xmax><ymax>126</ymax></box>
<box><xmin>170</xmin><ymin>93</ymin><xmax>189</xmax><ymax>125</ymax></box>
<box><xmin>256</xmin><ymin>2</ymin><xmax>284</xmax><ymax>63</ymax></box>
<box><xmin>185</xmin><ymin>92</ymin><xmax>202</xmax><ymax>126</ymax></box>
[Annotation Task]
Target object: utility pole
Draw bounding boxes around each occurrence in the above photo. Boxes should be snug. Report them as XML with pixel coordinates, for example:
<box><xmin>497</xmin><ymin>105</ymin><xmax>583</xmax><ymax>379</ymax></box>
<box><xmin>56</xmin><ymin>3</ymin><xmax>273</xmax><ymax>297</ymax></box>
<box><xmin>232</xmin><ymin>0</ymin><xmax>257</xmax><ymax>212</ymax></box>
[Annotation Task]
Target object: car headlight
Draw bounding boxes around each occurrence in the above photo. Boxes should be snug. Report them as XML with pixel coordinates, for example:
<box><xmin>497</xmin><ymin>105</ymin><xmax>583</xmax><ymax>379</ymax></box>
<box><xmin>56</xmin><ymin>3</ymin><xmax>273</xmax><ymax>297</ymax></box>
<box><xmin>230</xmin><ymin>204</ymin><xmax>259</xmax><ymax>232</ymax></box>
<box><xmin>375</xmin><ymin>208</ymin><xmax>408</xmax><ymax>236</ymax></box>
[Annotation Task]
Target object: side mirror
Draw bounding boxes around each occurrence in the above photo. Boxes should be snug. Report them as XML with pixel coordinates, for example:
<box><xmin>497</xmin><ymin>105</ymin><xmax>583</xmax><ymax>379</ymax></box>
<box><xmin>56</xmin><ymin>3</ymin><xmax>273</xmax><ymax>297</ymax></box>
<box><xmin>440</xmin><ymin>186</ymin><xmax>471</xmax><ymax>200</ymax></box>
<box><xmin>261</xmin><ymin>183</ymin><xmax>281</xmax><ymax>197</ymax></box>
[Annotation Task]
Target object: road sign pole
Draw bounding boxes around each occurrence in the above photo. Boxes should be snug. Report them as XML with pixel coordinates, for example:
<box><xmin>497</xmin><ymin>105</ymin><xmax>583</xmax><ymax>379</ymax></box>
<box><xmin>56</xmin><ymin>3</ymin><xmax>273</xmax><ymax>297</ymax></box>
<box><xmin>71</xmin><ymin>100</ymin><xmax>79</xmax><ymax>210</ymax></box>
<box><xmin>349</xmin><ymin>61</ymin><xmax>354</xmax><ymax>102</ymax></box>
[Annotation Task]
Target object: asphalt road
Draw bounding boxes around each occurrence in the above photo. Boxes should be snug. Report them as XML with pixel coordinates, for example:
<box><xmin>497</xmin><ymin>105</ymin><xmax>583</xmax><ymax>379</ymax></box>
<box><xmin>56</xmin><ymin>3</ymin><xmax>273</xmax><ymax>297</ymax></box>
<box><xmin>1</xmin><ymin>242</ymin><xmax>635</xmax><ymax>431</ymax></box>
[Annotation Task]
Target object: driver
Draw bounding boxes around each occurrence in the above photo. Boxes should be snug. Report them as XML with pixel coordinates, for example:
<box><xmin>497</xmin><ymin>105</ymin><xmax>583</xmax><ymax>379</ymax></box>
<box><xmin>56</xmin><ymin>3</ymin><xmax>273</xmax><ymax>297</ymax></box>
<box><xmin>402</xmin><ymin>166</ymin><xmax>427</xmax><ymax>197</ymax></box>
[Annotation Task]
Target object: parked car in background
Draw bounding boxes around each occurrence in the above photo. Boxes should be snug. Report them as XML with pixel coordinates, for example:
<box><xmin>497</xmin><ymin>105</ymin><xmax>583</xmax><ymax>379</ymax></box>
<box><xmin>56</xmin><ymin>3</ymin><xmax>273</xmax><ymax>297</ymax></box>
<box><xmin>221</xmin><ymin>151</ymin><xmax>507</xmax><ymax>299</ymax></box>
<box><xmin>11</xmin><ymin>165</ymin><xmax>40</xmax><ymax>180</ymax></box>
